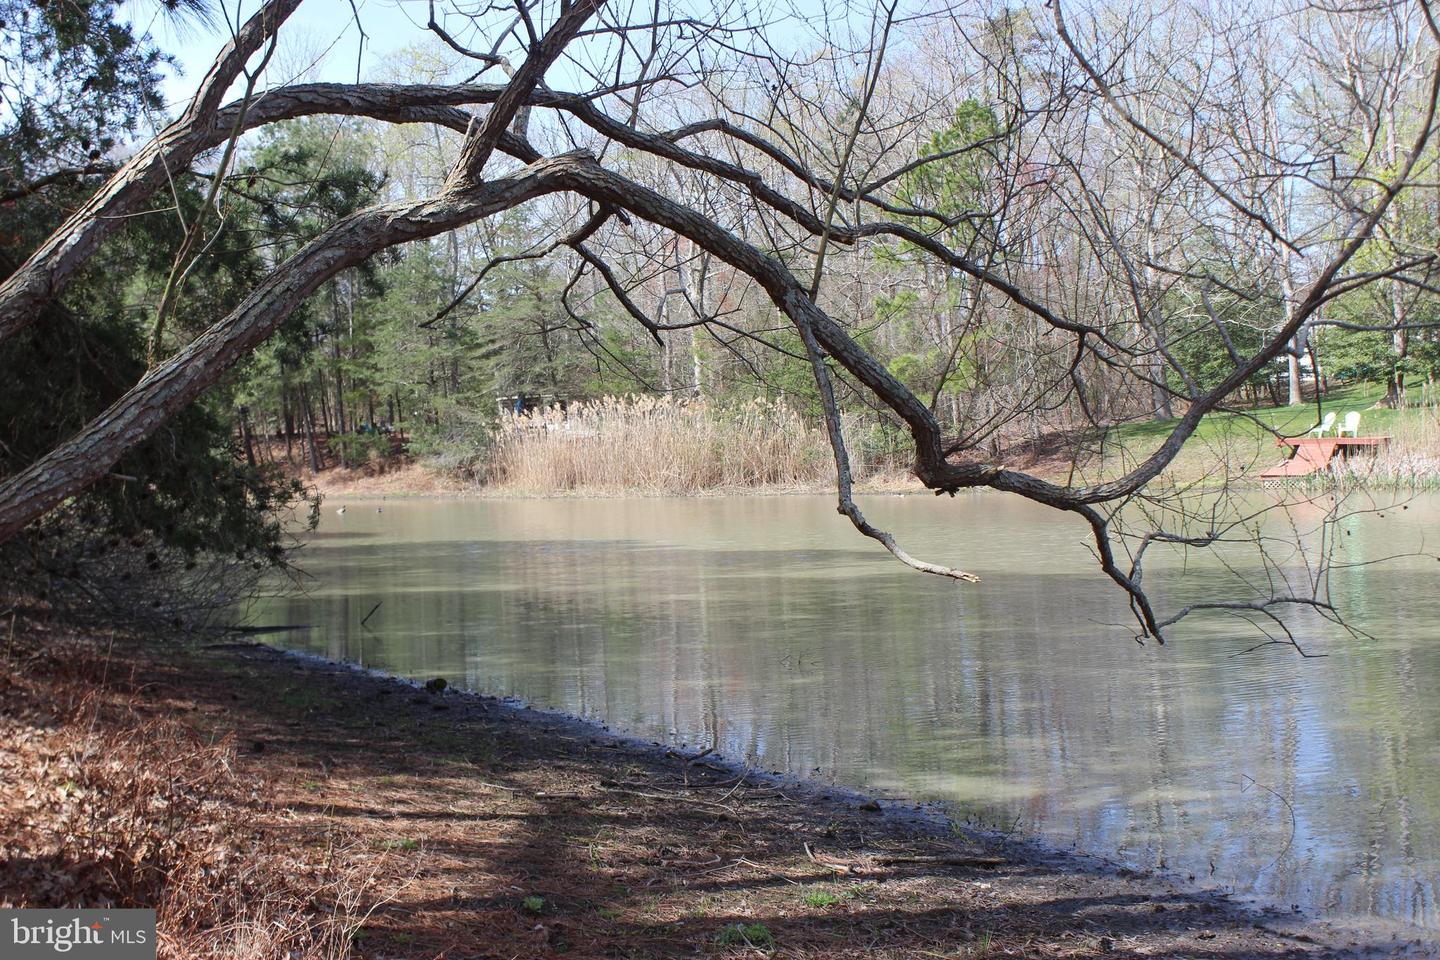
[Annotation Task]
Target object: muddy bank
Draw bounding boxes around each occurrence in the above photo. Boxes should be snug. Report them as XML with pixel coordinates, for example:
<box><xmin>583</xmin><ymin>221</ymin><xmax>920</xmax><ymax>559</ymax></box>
<box><xmin>296</xmin><ymin>457</ymin><xmax>925</xmax><ymax>500</ymax></box>
<box><xmin>1</xmin><ymin>612</ymin><xmax>1433</xmax><ymax>958</ymax></box>
<box><xmin>277</xmin><ymin>452</ymin><xmax>1440</xmax><ymax>503</ymax></box>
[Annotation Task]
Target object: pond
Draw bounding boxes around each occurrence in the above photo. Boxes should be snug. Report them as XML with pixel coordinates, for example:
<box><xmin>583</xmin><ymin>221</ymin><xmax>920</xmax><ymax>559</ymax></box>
<box><xmin>249</xmin><ymin>491</ymin><xmax>1440</xmax><ymax>930</ymax></box>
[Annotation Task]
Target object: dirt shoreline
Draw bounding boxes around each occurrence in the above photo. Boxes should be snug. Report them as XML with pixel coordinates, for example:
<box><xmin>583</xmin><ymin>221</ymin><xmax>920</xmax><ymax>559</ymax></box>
<box><xmin>294</xmin><ymin>458</ymin><xmax>928</xmax><ymax>500</ymax></box>
<box><xmin>289</xmin><ymin>458</ymin><xmax>1440</xmax><ymax>502</ymax></box>
<box><xmin>3</xmin><ymin>612</ymin><xmax>1435</xmax><ymax>959</ymax></box>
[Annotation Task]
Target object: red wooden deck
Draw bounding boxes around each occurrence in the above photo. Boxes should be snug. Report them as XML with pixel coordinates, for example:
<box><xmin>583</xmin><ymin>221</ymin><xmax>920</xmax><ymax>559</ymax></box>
<box><xmin>1259</xmin><ymin>435</ymin><xmax>1390</xmax><ymax>479</ymax></box>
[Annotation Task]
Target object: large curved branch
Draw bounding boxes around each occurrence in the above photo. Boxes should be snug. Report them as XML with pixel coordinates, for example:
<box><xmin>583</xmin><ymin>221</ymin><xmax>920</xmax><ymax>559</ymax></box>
<box><xmin>0</xmin><ymin>0</ymin><xmax>303</xmax><ymax>342</ymax></box>
<box><xmin>0</xmin><ymin>69</ymin><xmax>652</xmax><ymax>342</ymax></box>
<box><xmin>0</xmin><ymin>151</ymin><xmax>964</xmax><ymax>583</ymax></box>
<box><xmin>795</xmin><ymin>293</ymin><xmax>981</xmax><ymax>584</ymax></box>
<box><xmin>0</xmin><ymin>156</ymin><xmax>577</xmax><ymax>542</ymax></box>
<box><xmin>2</xmin><ymin>23</ymin><xmax>1434</xmax><ymax>638</ymax></box>
<box><xmin>450</xmin><ymin>0</ymin><xmax>601</xmax><ymax>182</ymax></box>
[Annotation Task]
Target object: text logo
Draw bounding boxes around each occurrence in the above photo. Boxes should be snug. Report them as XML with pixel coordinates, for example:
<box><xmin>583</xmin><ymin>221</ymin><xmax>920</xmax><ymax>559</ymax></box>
<box><xmin>1</xmin><ymin>910</ymin><xmax>155</xmax><ymax>959</ymax></box>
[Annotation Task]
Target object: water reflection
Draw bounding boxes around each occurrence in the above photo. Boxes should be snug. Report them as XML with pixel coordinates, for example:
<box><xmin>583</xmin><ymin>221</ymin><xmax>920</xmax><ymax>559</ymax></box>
<box><xmin>250</xmin><ymin>493</ymin><xmax>1440</xmax><ymax>928</ymax></box>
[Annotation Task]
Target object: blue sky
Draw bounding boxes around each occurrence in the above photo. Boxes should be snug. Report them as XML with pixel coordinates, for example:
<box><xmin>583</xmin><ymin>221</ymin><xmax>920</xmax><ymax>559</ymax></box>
<box><xmin>131</xmin><ymin>0</ymin><xmax>447</xmax><ymax>108</ymax></box>
<box><xmin>128</xmin><ymin>0</ymin><xmax>860</xmax><ymax>115</ymax></box>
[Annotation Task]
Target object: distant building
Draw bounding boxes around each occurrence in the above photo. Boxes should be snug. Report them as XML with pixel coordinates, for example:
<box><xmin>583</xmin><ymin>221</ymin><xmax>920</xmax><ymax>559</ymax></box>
<box><xmin>495</xmin><ymin>394</ymin><xmax>566</xmax><ymax>417</ymax></box>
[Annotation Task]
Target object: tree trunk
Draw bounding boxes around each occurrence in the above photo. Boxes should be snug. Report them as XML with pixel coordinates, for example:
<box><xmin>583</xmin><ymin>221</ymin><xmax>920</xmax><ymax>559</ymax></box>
<box><xmin>1286</xmin><ymin>349</ymin><xmax>1304</xmax><ymax>405</ymax></box>
<box><xmin>0</xmin><ymin>0</ymin><xmax>304</xmax><ymax>345</ymax></box>
<box><xmin>1308</xmin><ymin>339</ymin><xmax>1325</xmax><ymax>398</ymax></box>
<box><xmin>1265</xmin><ymin>376</ymin><xmax>1282</xmax><ymax>407</ymax></box>
<box><xmin>317</xmin><ymin>370</ymin><xmax>332</xmax><ymax>434</ymax></box>
<box><xmin>237</xmin><ymin>406</ymin><xmax>257</xmax><ymax>468</ymax></box>
<box><xmin>283</xmin><ymin>390</ymin><xmax>295</xmax><ymax>464</ymax></box>
<box><xmin>1386</xmin><ymin>299</ymin><xmax>1409</xmax><ymax>408</ymax></box>
<box><xmin>300</xmin><ymin>384</ymin><xmax>322</xmax><ymax>474</ymax></box>
<box><xmin>331</xmin><ymin>301</ymin><xmax>347</xmax><ymax>434</ymax></box>
<box><xmin>1281</xmin><ymin>228</ymin><xmax>1305</xmax><ymax>406</ymax></box>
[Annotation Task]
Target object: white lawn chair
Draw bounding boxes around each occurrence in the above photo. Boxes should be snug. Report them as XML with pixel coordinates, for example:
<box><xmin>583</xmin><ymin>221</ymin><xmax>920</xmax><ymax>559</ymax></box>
<box><xmin>1338</xmin><ymin>410</ymin><xmax>1361</xmax><ymax>437</ymax></box>
<box><xmin>1308</xmin><ymin>411</ymin><xmax>1337</xmax><ymax>438</ymax></box>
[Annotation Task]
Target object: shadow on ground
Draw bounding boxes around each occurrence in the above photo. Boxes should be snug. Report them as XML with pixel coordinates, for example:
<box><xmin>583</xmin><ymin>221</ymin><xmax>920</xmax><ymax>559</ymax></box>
<box><xmin>172</xmin><ymin>640</ymin><xmax>1433</xmax><ymax>960</ymax></box>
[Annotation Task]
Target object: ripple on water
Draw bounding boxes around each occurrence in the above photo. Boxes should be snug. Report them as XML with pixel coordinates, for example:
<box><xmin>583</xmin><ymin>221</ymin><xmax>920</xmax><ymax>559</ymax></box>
<box><xmin>254</xmin><ymin>493</ymin><xmax>1440</xmax><ymax>930</ymax></box>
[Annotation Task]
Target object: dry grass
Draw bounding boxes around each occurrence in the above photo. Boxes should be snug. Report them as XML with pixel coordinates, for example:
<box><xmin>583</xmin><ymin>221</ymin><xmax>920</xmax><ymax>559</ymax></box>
<box><xmin>300</xmin><ymin>459</ymin><xmax>469</xmax><ymax>498</ymax></box>
<box><xmin>488</xmin><ymin>395</ymin><xmax>857</xmax><ymax>494</ymax></box>
<box><xmin>1331</xmin><ymin>404</ymin><xmax>1440</xmax><ymax>486</ymax></box>
<box><xmin>0</xmin><ymin>616</ymin><xmax>369</xmax><ymax>959</ymax></box>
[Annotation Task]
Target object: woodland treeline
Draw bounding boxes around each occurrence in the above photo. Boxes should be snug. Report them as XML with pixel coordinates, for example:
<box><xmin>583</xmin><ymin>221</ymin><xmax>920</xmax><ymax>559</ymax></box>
<box><xmin>4</xmin><ymin>0</ymin><xmax>1440</xmax><ymax>638</ymax></box>
<box><xmin>186</xmin><ymin>9</ymin><xmax>1440</xmax><ymax>474</ymax></box>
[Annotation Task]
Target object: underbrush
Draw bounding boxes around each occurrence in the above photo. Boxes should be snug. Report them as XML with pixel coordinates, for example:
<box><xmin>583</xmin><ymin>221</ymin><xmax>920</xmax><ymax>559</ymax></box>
<box><xmin>0</xmin><ymin>613</ymin><xmax>367</xmax><ymax>958</ymax></box>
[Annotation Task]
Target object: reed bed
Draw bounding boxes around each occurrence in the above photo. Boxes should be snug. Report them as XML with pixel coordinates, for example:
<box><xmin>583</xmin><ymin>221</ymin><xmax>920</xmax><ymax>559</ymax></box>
<box><xmin>1331</xmin><ymin>402</ymin><xmax>1440</xmax><ymax>487</ymax></box>
<box><xmin>487</xmin><ymin>395</ymin><xmax>864</xmax><ymax>493</ymax></box>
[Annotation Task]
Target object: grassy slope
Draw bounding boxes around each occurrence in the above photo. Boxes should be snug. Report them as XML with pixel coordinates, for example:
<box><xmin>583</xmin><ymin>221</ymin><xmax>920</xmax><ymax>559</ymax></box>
<box><xmin>1086</xmin><ymin>382</ymin><xmax>1437</xmax><ymax>485</ymax></box>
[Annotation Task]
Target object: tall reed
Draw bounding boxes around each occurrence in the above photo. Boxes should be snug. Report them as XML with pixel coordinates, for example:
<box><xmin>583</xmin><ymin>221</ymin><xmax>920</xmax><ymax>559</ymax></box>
<box><xmin>486</xmin><ymin>395</ymin><xmax>865</xmax><ymax>493</ymax></box>
<box><xmin>1331</xmin><ymin>401</ymin><xmax>1440</xmax><ymax>487</ymax></box>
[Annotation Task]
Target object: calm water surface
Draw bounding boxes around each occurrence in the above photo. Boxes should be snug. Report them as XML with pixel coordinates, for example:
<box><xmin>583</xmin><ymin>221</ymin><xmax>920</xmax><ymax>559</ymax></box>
<box><xmin>251</xmin><ymin>492</ymin><xmax>1440</xmax><ymax>929</ymax></box>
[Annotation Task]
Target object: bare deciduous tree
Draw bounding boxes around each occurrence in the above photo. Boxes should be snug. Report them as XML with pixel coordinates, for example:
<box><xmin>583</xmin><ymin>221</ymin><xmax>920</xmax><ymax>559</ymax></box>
<box><xmin>3</xmin><ymin>0</ymin><xmax>1438</xmax><ymax>644</ymax></box>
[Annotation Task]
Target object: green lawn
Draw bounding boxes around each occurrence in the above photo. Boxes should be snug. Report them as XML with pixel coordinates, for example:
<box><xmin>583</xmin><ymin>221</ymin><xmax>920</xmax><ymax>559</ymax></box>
<box><xmin>1108</xmin><ymin>382</ymin><xmax>1408</xmax><ymax>445</ymax></box>
<box><xmin>1091</xmin><ymin>381</ymin><xmax>1436</xmax><ymax>483</ymax></box>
